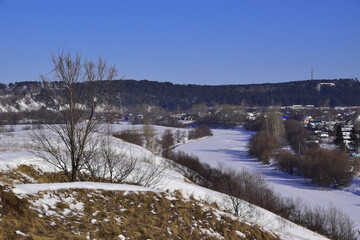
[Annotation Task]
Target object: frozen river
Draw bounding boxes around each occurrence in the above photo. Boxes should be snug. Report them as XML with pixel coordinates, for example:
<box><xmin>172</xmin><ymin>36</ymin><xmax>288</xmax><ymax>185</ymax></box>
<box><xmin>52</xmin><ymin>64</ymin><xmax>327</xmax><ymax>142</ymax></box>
<box><xmin>176</xmin><ymin>128</ymin><xmax>360</xmax><ymax>231</ymax></box>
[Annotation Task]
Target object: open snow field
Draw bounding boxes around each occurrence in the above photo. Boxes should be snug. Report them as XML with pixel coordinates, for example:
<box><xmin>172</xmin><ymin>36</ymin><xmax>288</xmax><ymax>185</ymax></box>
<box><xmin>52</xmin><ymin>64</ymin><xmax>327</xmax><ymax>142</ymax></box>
<box><xmin>176</xmin><ymin>128</ymin><xmax>360</xmax><ymax>232</ymax></box>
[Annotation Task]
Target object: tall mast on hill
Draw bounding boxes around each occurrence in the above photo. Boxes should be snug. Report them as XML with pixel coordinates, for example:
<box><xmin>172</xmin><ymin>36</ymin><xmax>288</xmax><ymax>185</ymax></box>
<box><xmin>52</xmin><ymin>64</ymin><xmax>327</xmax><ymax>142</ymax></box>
<box><xmin>311</xmin><ymin>69</ymin><xmax>314</xmax><ymax>80</ymax></box>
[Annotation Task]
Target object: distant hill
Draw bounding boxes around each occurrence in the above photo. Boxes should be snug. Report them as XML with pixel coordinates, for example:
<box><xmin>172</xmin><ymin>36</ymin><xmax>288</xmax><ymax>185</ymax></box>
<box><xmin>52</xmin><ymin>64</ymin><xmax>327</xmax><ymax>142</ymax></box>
<box><xmin>0</xmin><ymin>78</ymin><xmax>359</xmax><ymax>112</ymax></box>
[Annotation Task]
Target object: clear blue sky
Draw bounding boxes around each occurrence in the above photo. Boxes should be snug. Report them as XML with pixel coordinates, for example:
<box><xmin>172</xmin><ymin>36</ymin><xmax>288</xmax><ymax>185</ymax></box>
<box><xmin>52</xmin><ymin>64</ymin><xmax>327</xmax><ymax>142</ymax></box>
<box><xmin>0</xmin><ymin>0</ymin><xmax>359</xmax><ymax>85</ymax></box>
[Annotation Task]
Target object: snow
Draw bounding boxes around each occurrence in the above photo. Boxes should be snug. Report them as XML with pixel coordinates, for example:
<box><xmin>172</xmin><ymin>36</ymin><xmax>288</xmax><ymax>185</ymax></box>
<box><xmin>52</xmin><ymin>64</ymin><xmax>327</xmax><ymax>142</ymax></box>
<box><xmin>0</xmin><ymin>124</ymin><xmax>329</xmax><ymax>239</ymax></box>
<box><xmin>235</xmin><ymin>230</ymin><xmax>246</xmax><ymax>238</ymax></box>
<box><xmin>15</xmin><ymin>230</ymin><xmax>29</xmax><ymax>237</ymax></box>
<box><xmin>118</xmin><ymin>234</ymin><xmax>126</xmax><ymax>240</ymax></box>
<box><xmin>176</xmin><ymin>127</ymin><xmax>360</xmax><ymax>232</ymax></box>
<box><xmin>0</xmin><ymin>96</ymin><xmax>45</xmax><ymax>112</ymax></box>
<box><xmin>13</xmin><ymin>182</ymin><xmax>159</xmax><ymax>195</ymax></box>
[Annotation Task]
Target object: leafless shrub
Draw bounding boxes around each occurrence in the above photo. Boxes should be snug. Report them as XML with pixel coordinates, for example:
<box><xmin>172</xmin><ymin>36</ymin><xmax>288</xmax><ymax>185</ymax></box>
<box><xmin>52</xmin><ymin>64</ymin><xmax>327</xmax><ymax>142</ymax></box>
<box><xmin>169</xmin><ymin>148</ymin><xmax>356</xmax><ymax>239</ymax></box>
<box><xmin>153</xmin><ymin>117</ymin><xmax>186</xmax><ymax>128</ymax></box>
<box><xmin>99</xmin><ymin>139</ymin><xmax>137</xmax><ymax>183</ymax></box>
<box><xmin>188</xmin><ymin>124</ymin><xmax>213</xmax><ymax>140</ymax></box>
<box><xmin>248</xmin><ymin>131</ymin><xmax>277</xmax><ymax>164</ymax></box>
<box><xmin>274</xmin><ymin>150</ymin><xmax>299</xmax><ymax>174</ymax></box>
<box><xmin>32</xmin><ymin>124</ymin><xmax>43</xmax><ymax>130</ymax></box>
<box><xmin>219</xmin><ymin>168</ymin><xmax>258</xmax><ymax>218</ymax></box>
<box><xmin>302</xmin><ymin>148</ymin><xmax>353</xmax><ymax>187</ymax></box>
<box><xmin>275</xmin><ymin>141</ymin><xmax>353</xmax><ymax>187</ymax></box>
<box><xmin>327</xmin><ymin>205</ymin><xmax>356</xmax><ymax>240</ymax></box>
<box><xmin>293</xmin><ymin>203</ymin><xmax>356</xmax><ymax>240</ymax></box>
<box><xmin>160</xmin><ymin>129</ymin><xmax>174</xmax><ymax>158</ymax></box>
<box><xmin>21</xmin><ymin>126</ymin><xmax>32</xmax><ymax>131</ymax></box>
<box><xmin>142</xmin><ymin>124</ymin><xmax>158</xmax><ymax>152</ymax></box>
<box><xmin>130</xmin><ymin>156</ymin><xmax>165</xmax><ymax>188</ymax></box>
<box><xmin>113</xmin><ymin>130</ymin><xmax>143</xmax><ymax>147</ymax></box>
<box><xmin>285</xmin><ymin>119</ymin><xmax>309</xmax><ymax>154</ymax></box>
<box><xmin>174</xmin><ymin>129</ymin><xmax>186</xmax><ymax>144</ymax></box>
<box><xmin>166</xmin><ymin>150</ymin><xmax>212</xmax><ymax>187</ymax></box>
<box><xmin>262</xmin><ymin>107</ymin><xmax>286</xmax><ymax>146</ymax></box>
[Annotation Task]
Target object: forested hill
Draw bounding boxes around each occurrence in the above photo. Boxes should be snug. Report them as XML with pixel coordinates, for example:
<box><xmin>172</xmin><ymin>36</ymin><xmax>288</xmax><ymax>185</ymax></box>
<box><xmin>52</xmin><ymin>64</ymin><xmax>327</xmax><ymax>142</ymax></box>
<box><xmin>109</xmin><ymin>78</ymin><xmax>360</xmax><ymax>109</ymax></box>
<box><xmin>1</xmin><ymin>78</ymin><xmax>360</xmax><ymax>111</ymax></box>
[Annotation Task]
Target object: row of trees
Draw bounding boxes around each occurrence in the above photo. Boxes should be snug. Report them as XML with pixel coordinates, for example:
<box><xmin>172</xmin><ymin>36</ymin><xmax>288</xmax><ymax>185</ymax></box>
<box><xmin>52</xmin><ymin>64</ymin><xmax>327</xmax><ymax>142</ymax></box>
<box><xmin>248</xmin><ymin>108</ymin><xmax>285</xmax><ymax>164</ymax></box>
<box><xmin>112</xmin><ymin>124</ymin><xmax>212</xmax><ymax>159</ymax></box>
<box><xmin>248</xmin><ymin>109</ymin><xmax>354</xmax><ymax>187</ymax></box>
<box><xmin>74</xmin><ymin>78</ymin><xmax>360</xmax><ymax>109</ymax></box>
<box><xmin>188</xmin><ymin>124</ymin><xmax>213</xmax><ymax>140</ymax></box>
<box><xmin>3</xmin><ymin>76</ymin><xmax>360</xmax><ymax>113</ymax></box>
<box><xmin>275</xmin><ymin>148</ymin><xmax>353</xmax><ymax>187</ymax></box>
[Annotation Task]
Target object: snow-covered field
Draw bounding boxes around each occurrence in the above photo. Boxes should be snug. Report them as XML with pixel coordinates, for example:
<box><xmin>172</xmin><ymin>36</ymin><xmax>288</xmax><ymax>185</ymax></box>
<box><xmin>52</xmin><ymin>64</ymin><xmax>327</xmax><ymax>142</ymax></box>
<box><xmin>0</xmin><ymin>124</ymin><xmax>329</xmax><ymax>239</ymax></box>
<box><xmin>176</xmin><ymin>127</ymin><xmax>360</xmax><ymax>232</ymax></box>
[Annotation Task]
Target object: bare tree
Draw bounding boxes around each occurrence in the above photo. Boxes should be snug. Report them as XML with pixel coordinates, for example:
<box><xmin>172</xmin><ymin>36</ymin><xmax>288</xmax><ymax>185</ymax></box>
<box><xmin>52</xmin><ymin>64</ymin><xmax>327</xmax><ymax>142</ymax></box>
<box><xmin>30</xmin><ymin>50</ymin><xmax>118</xmax><ymax>182</ymax></box>
<box><xmin>219</xmin><ymin>167</ymin><xmax>257</xmax><ymax>218</ymax></box>
<box><xmin>160</xmin><ymin>129</ymin><xmax>174</xmax><ymax>158</ymax></box>
<box><xmin>174</xmin><ymin>129</ymin><xmax>182</xmax><ymax>143</ymax></box>
<box><xmin>263</xmin><ymin>107</ymin><xmax>286</xmax><ymax>146</ymax></box>
<box><xmin>220</xmin><ymin>168</ymin><xmax>244</xmax><ymax>215</ymax></box>
<box><xmin>99</xmin><ymin>126</ymin><xmax>137</xmax><ymax>183</ymax></box>
<box><xmin>142</xmin><ymin>123</ymin><xmax>157</xmax><ymax>151</ymax></box>
<box><xmin>130</xmin><ymin>156</ymin><xmax>166</xmax><ymax>188</ymax></box>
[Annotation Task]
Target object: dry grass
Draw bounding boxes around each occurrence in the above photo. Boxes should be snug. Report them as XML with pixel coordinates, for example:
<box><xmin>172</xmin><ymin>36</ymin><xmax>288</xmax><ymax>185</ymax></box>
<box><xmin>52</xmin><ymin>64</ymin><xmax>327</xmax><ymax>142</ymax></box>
<box><xmin>0</xmin><ymin>165</ymin><xmax>67</xmax><ymax>186</ymax></box>
<box><xmin>0</xmin><ymin>186</ymin><xmax>278</xmax><ymax>240</ymax></box>
<box><xmin>0</xmin><ymin>165</ymin><xmax>279</xmax><ymax>239</ymax></box>
<box><xmin>15</xmin><ymin>165</ymin><xmax>68</xmax><ymax>183</ymax></box>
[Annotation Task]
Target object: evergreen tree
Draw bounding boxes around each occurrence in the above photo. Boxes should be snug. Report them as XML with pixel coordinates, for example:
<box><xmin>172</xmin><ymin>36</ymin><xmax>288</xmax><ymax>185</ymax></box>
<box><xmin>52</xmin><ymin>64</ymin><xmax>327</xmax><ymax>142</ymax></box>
<box><xmin>350</xmin><ymin>127</ymin><xmax>359</xmax><ymax>151</ymax></box>
<box><xmin>334</xmin><ymin>125</ymin><xmax>344</xmax><ymax>148</ymax></box>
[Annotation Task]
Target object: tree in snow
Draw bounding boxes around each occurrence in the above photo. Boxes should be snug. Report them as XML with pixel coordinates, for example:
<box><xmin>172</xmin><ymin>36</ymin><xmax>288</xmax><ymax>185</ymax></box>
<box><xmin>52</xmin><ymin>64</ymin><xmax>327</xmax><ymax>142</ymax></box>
<box><xmin>30</xmin><ymin>50</ymin><xmax>118</xmax><ymax>182</ymax></box>
<box><xmin>160</xmin><ymin>129</ymin><xmax>174</xmax><ymax>158</ymax></box>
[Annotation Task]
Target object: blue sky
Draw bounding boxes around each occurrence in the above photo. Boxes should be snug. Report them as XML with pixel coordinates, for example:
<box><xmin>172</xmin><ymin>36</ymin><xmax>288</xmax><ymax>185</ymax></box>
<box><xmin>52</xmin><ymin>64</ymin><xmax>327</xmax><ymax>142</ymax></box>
<box><xmin>0</xmin><ymin>0</ymin><xmax>359</xmax><ymax>85</ymax></box>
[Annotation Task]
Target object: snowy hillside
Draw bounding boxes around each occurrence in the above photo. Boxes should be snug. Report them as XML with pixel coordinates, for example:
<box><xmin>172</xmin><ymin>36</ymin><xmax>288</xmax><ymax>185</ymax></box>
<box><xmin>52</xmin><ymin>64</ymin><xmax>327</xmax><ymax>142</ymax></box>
<box><xmin>0</xmin><ymin>125</ymin><xmax>328</xmax><ymax>239</ymax></box>
<box><xmin>0</xmin><ymin>95</ymin><xmax>46</xmax><ymax>112</ymax></box>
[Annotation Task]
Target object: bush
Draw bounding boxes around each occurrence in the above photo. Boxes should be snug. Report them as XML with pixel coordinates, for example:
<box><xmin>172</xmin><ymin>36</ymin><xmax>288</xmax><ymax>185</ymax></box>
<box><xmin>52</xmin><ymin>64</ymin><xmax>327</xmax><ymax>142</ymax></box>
<box><xmin>275</xmin><ymin>150</ymin><xmax>299</xmax><ymax>174</ymax></box>
<box><xmin>302</xmin><ymin>148</ymin><xmax>353</xmax><ymax>187</ymax></box>
<box><xmin>22</xmin><ymin>125</ymin><xmax>32</xmax><ymax>131</ymax></box>
<box><xmin>248</xmin><ymin>131</ymin><xmax>277</xmax><ymax>164</ymax></box>
<box><xmin>285</xmin><ymin>119</ymin><xmax>309</xmax><ymax>154</ymax></box>
<box><xmin>113</xmin><ymin>130</ymin><xmax>143</xmax><ymax>146</ymax></box>
<box><xmin>167</xmin><ymin>150</ymin><xmax>213</xmax><ymax>186</ymax></box>
<box><xmin>153</xmin><ymin>117</ymin><xmax>187</xmax><ymax>128</ymax></box>
<box><xmin>188</xmin><ymin>124</ymin><xmax>213</xmax><ymax>140</ymax></box>
<box><xmin>275</xmin><ymin>148</ymin><xmax>353</xmax><ymax>187</ymax></box>
<box><xmin>244</xmin><ymin>117</ymin><xmax>264</xmax><ymax>131</ymax></box>
<box><xmin>160</xmin><ymin>130</ymin><xmax>174</xmax><ymax>158</ymax></box>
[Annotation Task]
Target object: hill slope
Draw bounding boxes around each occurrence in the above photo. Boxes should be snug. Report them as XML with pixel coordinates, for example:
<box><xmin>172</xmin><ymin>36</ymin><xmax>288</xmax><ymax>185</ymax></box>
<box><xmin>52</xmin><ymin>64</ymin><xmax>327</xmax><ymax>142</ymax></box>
<box><xmin>0</xmin><ymin>125</ymin><xmax>327</xmax><ymax>239</ymax></box>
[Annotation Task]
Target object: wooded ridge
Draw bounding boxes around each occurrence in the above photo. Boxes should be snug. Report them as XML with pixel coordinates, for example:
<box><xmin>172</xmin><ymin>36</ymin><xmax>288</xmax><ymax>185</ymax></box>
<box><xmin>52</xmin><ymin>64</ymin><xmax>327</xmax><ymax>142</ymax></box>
<box><xmin>1</xmin><ymin>78</ymin><xmax>359</xmax><ymax>111</ymax></box>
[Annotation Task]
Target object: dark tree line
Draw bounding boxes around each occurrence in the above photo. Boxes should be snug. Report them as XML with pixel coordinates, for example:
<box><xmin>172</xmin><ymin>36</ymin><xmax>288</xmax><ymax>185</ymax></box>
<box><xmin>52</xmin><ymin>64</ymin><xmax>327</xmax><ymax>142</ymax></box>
<box><xmin>2</xmin><ymin>78</ymin><xmax>360</xmax><ymax>112</ymax></box>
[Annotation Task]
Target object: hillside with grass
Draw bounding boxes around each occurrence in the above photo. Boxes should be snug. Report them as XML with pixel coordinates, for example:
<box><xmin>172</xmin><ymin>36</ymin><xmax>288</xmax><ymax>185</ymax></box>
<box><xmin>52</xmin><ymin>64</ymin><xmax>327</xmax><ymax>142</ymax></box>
<box><xmin>1</xmin><ymin>167</ymin><xmax>278</xmax><ymax>240</ymax></box>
